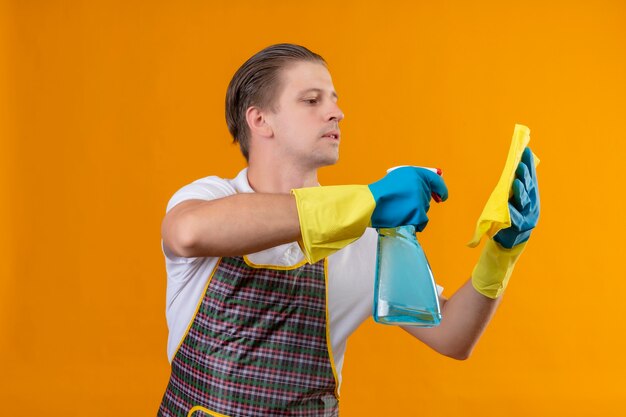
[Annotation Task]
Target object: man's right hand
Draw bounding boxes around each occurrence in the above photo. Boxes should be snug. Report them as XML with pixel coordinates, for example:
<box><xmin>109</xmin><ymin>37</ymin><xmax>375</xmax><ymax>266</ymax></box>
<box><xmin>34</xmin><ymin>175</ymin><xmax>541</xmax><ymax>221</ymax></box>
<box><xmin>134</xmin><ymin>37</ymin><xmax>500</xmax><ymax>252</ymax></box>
<box><xmin>368</xmin><ymin>166</ymin><xmax>448</xmax><ymax>231</ymax></box>
<box><xmin>292</xmin><ymin>167</ymin><xmax>448</xmax><ymax>263</ymax></box>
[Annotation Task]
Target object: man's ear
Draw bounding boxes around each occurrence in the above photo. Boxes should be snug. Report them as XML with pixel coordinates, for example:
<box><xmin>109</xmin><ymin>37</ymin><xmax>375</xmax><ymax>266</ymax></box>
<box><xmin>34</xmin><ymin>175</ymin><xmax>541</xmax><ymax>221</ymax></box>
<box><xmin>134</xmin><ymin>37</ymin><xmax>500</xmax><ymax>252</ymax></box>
<box><xmin>245</xmin><ymin>106</ymin><xmax>274</xmax><ymax>139</ymax></box>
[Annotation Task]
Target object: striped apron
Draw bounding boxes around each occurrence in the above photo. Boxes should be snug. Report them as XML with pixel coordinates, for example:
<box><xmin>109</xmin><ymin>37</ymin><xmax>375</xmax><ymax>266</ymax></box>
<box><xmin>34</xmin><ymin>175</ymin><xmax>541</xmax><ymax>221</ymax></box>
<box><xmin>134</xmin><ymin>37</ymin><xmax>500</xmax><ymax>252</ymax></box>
<box><xmin>158</xmin><ymin>255</ymin><xmax>339</xmax><ymax>417</ymax></box>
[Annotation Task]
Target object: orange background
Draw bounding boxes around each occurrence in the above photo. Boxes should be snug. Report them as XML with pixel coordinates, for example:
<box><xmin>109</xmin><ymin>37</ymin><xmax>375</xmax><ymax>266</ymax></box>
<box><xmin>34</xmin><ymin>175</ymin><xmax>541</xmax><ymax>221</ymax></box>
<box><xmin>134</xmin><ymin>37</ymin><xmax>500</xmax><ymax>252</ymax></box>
<box><xmin>1</xmin><ymin>1</ymin><xmax>625</xmax><ymax>416</ymax></box>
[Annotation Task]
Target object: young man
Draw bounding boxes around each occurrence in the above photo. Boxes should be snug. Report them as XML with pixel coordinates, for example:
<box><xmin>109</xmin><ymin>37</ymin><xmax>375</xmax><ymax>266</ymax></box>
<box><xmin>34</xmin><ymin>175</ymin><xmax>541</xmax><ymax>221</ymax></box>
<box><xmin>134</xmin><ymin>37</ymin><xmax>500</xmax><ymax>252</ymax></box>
<box><xmin>158</xmin><ymin>44</ymin><xmax>539</xmax><ymax>417</ymax></box>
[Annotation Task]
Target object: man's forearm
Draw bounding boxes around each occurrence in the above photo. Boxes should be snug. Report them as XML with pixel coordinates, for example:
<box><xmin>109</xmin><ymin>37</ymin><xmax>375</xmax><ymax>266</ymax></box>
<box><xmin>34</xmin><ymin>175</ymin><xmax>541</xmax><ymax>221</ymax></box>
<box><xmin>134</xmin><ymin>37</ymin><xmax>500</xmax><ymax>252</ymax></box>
<box><xmin>162</xmin><ymin>193</ymin><xmax>301</xmax><ymax>258</ymax></box>
<box><xmin>402</xmin><ymin>279</ymin><xmax>501</xmax><ymax>360</ymax></box>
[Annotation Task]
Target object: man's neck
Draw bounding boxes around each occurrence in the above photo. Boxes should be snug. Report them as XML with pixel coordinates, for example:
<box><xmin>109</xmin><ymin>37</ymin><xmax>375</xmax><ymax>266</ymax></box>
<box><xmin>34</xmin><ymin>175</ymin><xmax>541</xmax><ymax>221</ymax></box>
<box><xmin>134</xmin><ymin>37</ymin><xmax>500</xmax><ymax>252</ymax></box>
<box><xmin>247</xmin><ymin>161</ymin><xmax>319</xmax><ymax>194</ymax></box>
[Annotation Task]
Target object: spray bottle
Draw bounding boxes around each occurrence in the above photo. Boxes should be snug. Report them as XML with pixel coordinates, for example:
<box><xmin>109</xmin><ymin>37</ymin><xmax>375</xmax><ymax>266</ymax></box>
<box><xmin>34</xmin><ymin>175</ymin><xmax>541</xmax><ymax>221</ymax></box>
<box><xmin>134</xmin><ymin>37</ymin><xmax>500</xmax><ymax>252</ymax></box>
<box><xmin>373</xmin><ymin>167</ymin><xmax>443</xmax><ymax>327</ymax></box>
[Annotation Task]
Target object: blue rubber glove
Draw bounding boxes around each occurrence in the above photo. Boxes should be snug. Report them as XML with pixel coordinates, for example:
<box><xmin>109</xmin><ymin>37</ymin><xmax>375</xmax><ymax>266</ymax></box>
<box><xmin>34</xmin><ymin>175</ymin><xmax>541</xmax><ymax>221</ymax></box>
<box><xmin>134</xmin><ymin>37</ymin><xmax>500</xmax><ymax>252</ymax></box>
<box><xmin>494</xmin><ymin>147</ymin><xmax>540</xmax><ymax>248</ymax></box>
<box><xmin>367</xmin><ymin>167</ymin><xmax>449</xmax><ymax>231</ymax></box>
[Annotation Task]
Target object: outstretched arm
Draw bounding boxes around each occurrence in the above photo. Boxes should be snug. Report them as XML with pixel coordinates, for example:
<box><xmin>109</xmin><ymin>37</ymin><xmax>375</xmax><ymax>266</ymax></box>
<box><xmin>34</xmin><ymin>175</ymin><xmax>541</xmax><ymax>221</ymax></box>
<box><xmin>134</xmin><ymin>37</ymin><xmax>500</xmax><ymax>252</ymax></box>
<box><xmin>163</xmin><ymin>166</ymin><xmax>449</xmax><ymax>261</ymax></box>
<box><xmin>162</xmin><ymin>194</ymin><xmax>301</xmax><ymax>258</ymax></box>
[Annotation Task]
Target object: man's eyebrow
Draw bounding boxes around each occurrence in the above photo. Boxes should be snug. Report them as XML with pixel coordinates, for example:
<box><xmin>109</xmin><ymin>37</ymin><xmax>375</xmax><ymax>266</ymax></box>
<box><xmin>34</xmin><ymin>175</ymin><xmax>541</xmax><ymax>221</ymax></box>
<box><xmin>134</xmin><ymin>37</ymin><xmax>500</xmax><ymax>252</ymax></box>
<box><xmin>298</xmin><ymin>88</ymin><xmax>339</xmax><ymax>99</ymax></box>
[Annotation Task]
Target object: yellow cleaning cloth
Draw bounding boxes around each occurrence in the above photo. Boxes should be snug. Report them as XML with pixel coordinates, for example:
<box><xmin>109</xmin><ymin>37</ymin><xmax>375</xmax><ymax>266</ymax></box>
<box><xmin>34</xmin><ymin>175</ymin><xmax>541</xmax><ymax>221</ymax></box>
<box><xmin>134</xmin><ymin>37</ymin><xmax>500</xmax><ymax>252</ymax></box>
<box><xmin>467</xmin><ymin>124</ymin><xmax>540</xmax><ymax>248</ymax></box>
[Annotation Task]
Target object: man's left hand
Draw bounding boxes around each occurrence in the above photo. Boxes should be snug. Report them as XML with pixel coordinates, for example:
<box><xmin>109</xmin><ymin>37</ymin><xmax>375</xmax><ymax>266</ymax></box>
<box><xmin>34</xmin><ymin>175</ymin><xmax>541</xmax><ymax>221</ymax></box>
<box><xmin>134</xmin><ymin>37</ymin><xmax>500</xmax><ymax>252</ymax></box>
<box><xmin>494</xmin><ymin>146</ymin><xmax>540</xmax><ymax>248</ymax></box>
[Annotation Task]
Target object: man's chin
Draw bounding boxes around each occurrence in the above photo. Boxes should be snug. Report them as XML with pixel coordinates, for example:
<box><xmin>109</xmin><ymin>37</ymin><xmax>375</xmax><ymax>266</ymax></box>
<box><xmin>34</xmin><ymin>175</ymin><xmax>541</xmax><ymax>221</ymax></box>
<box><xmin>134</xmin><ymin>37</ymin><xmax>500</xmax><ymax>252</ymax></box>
<box><xmin>317</xmin><ymin>153</ymin><xmax>339</xmax><ymax>168</ymax></box>
<box><xmin>303</xmin><ymin>148</ymin><xmax>339</xmax><ymax>169</ymax></box>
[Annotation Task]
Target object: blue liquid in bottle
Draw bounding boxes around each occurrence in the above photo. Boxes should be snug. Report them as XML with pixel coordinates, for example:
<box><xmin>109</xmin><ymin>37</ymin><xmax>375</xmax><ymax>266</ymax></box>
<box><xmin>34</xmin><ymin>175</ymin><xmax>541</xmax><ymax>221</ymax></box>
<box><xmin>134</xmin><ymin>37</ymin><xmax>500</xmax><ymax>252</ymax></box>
<box><xmin>373</xmin><ymin>225</ymin><xmax>442</xmax><ymax>327</ymax></box>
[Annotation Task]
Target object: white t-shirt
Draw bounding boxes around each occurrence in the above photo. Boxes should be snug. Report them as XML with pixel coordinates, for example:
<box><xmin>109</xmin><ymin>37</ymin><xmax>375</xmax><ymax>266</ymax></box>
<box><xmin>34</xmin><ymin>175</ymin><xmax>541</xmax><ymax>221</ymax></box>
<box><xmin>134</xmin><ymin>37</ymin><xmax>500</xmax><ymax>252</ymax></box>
<box><xmin>161</xmin><ymin>168</ymin><xmax>443</xmax><ymax>391</ymax></box>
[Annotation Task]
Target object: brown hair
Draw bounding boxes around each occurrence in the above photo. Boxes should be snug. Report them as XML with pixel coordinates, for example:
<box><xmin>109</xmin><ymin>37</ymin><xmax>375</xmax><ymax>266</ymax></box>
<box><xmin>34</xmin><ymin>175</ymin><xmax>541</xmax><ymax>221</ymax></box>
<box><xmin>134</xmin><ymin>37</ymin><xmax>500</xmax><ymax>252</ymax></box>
<box><xmin>225</xmin><ymin>43</ymin><xmax>326</xmax><ymax>160</ymax></box>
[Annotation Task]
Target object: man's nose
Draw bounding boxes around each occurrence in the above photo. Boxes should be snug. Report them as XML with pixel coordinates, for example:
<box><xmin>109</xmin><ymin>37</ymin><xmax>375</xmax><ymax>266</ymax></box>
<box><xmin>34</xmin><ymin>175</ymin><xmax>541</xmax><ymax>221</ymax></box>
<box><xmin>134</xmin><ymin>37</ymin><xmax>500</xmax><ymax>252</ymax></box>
<box><xmin>327</xmin><ymin>102</ymin><xmax>344</xmax><ymax>122</ymax></box>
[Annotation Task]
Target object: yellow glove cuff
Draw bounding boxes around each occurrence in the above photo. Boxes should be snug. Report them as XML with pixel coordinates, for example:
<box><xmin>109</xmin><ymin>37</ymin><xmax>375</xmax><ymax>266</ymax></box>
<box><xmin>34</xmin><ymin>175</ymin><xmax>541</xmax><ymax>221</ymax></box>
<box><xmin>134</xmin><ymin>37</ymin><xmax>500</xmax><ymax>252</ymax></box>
<box><xmin>471</xmin><ymin>238</ymin><xmax>527</xmax><ymax>299</ymax></box>
<box><xmin>291</xmin><ymin>185</ymin><xmax>376</xmax><ymax>264</ymax></box>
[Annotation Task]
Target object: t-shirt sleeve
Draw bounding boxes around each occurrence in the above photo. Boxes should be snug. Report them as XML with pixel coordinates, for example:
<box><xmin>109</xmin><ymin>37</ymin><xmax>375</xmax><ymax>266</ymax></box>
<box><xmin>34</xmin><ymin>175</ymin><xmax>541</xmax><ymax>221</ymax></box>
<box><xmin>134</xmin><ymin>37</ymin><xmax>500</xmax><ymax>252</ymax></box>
<box><xmin>165</xmin><ymin>176</ymin><xmax>237</xmax><ymax>214</ymax></box>
<box><xmin>162</xmin><ymin>176</ymin><xmax>237</xmax><ymax>264</ymax></box>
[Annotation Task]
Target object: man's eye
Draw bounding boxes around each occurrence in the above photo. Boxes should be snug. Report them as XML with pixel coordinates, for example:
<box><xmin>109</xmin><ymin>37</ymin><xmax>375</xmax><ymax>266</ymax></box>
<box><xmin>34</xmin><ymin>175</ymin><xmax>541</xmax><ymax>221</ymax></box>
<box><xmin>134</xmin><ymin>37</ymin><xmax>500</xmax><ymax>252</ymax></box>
<box><xmin>304</xmin><ymin>98</ymin><xmax>318</xmax><ymax>104</ymax></box>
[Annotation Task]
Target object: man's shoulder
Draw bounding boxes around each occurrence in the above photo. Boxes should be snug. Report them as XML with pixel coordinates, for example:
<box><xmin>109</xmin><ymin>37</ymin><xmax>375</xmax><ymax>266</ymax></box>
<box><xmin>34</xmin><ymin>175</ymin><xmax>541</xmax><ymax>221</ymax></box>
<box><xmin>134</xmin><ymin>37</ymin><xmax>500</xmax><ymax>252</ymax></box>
<box><xmin>165</xmin><ymin>170</ymin><xmax>245</xmax><ymax>213</ymax></box>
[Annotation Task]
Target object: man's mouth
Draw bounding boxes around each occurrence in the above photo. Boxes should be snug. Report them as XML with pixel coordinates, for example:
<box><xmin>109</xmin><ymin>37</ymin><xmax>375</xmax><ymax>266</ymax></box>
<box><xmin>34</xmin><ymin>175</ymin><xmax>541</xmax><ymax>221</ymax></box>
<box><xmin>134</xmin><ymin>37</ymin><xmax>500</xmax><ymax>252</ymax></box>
<box><xmin>322</xmin><ymin>130</ymin><xmax>340</xmax><ymax>140</ymax></box>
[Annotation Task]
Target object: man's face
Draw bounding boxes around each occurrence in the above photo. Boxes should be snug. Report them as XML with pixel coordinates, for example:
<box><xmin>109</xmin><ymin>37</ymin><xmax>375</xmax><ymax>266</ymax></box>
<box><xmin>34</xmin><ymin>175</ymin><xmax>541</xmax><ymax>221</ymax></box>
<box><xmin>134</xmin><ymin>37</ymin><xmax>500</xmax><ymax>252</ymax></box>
<box><xmin>265</xmin><ymin>61</ymin><xmax>344</xmax><ymax>169</ymax></box>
